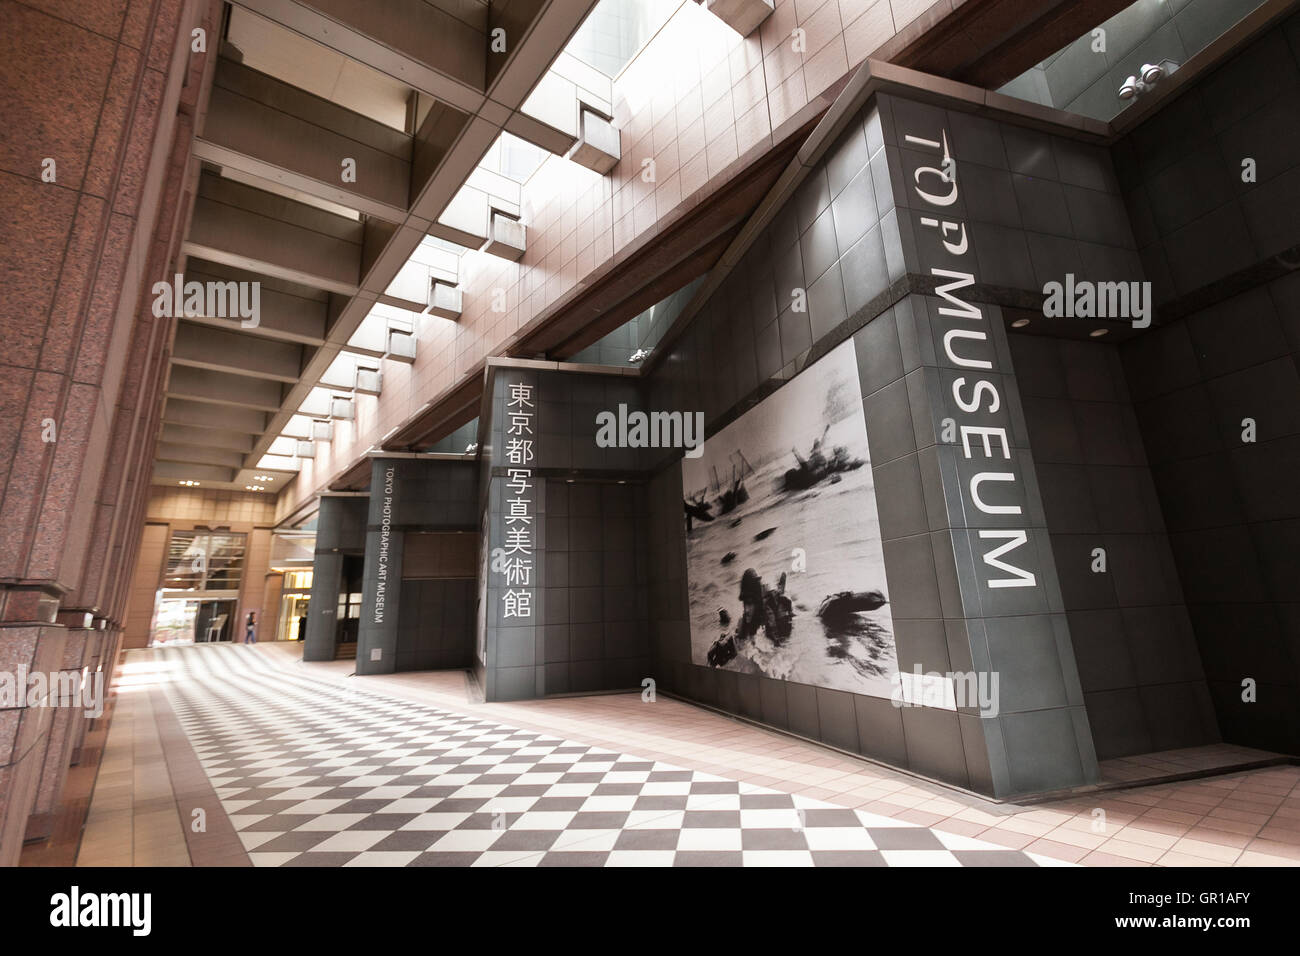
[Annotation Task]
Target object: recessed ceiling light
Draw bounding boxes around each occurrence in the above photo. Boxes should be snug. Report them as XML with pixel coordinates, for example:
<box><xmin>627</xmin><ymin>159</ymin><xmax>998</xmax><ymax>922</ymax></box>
<box><xmin>1089</xmin><ymin>327</ymin><xmax>1109</xmax><ymax>338</ymax></box>
<box><xmin>1011</xmin><ymin>318</ymin><xmax>1030</xmax><ymax>328</ymax></box>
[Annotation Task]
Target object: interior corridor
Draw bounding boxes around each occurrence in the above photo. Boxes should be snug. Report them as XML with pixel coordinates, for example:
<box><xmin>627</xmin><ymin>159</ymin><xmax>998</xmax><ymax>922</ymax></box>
<box><xmin>41</xmin><ymin>644</ymin><xmax>1300</xmax><ymax>868</ymax></box>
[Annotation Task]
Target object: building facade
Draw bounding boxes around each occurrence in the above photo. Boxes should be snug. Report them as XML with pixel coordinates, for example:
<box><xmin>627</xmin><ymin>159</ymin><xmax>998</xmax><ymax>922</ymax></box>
<box><xmin>3</xmin><ymin>0</ymin><xmax>1299</xmax><ymax>863</ymax></box>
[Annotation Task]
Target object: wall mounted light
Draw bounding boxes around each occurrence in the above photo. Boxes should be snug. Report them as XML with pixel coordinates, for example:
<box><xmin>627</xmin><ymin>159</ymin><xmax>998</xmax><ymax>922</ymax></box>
<box><xmin>1119</xmin><ymin>59</ymin><xmax>1178</xmax><ymax>100</ymax></box>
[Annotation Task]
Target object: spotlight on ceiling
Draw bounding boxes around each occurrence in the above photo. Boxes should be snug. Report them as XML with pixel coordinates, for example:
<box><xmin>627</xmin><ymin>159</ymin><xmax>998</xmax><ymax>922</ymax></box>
<box><xmin>1118</xmin><ymin>59</ymin><xmax>1178</xmax><ymax>101</ymax></box>
<box><xmin>1089</xmin><ymin>327</ymin><xmax>1109</xmax><ymax>338</ymax></box>
<box><xmin>1011</xmin><ymin>318</ymin><xmax>1031</xmax><ymax>328</ymax></box>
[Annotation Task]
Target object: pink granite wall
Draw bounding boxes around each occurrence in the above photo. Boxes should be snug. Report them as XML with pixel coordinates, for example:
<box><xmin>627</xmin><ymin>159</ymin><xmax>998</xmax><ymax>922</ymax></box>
<box><xmin>0</xmin><ymin>0</ymin><xmax>216</xmax><ymax>863</ymax></box>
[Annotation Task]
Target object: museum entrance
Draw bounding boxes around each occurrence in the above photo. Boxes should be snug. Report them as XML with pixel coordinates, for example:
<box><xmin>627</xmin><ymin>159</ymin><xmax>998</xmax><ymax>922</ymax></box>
<box><xmin>276</xmin><ymin>569</ymin><xmax>313</xmax><ymax>642</ymax></box>
<box><xmin>151</xmin><ymin>596</ymin><xmax>238</xmax><ymax>645</ymax></box>
<box><xmin>150</xmin><ymin>528</ymin><xmax>249</xmax><ymax>646</ymax></box>
<box><xmin>335</xmin><ymin>554</ymin><xmax>364</xmax><ymax>655</ymax></box>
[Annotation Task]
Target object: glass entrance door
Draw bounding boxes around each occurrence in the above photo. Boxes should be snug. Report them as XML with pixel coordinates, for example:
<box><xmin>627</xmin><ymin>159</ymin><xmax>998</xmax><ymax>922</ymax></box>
<box><xmin>151</xmin><ymin>597</ymin><xmax>236</xmax><ymax>645</ymax></box>
<box><xmin>277</xmin><ymin>594</ymin><xmax>311</xmax><ymax>642</ymax></box>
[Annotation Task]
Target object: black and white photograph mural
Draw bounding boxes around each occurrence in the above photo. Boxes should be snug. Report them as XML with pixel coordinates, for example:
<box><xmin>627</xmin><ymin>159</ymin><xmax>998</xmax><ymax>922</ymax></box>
<box><xmin>682</xmin><ymin>339</ymin><xmax>897</xmax><ymax>697</ymax></box>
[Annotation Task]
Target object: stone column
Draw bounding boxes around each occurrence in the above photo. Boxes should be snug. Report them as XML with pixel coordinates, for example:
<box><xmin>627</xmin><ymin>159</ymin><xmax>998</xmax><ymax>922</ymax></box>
<box><xmin>23</xmin><ymin>610</ymin><xmax>101</xmax><ymax>842</ymax></box>
<box><xmin>0</xmin><ymin>590</ymin><xmax>66</xmax><ymax>866</ymax></box>
<box><xmin>303</xmin><ymin>494</ymin><xmax>366</xmax><ymax>662</ymax></box>
<box><xmin>351</xmin><ymin>457</ymin><xmax>479</xmax><ymax>675</ymax></box>
<box><xmin>68</xmin><ymin>625</ymin><xmax>106</xmax><ymax>764</ymax></box>
<box><xmin>0</xmin><ymin>0</ymin><xmax>216</xmax><ymax>858</ymax></box>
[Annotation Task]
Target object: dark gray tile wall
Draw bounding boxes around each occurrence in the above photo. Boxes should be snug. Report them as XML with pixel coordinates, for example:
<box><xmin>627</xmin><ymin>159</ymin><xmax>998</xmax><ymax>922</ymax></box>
<box><xmin>303</xmin><ymin>494</ymin><xmax>368</xmax><ymax>663</ymax></box>
<box><xmin>484</xmin><ymin>365</ymin><xmax>643</xmax><ymax>473</ymax></box>
<box><xmin>395</xmin><ymin>578</ymin><xmax>475</xmax><ymax>671</ymax></box>
<box><xmin>356</xmin><ymin>458</ymin><xmax>477</xmax><ymax>675</ymax></box>
<box><xmin>378</xmin><ymin>458</ymin><xmax>478</xmax><ymax>530</ymax></box>
<box><xmin>537</xmin><ymin>479</ymin><xmax>651</xmax><ymax>695</ymax></box>
<box><xmin>1112</xmin><ymin>14</ymin><xmax>1300</xmax><ymax>305</ymax></box>
<box><xmin>1120</xmin><ymin>273</ymin><xmax>1300</xmax><ymax>753</ymax></box>
<box><xmin>313</xmin><ymin>494</ymin><xmax>369</xmax><ymax>551</ymax></box>
<box><xmin>478</xmin><ymin>366</ymin><xmax>652</xmax><ymax>700</ymax></box>
<box><xmin>1106</xmin><ymin>16</ymin><xmax>1300</xmax><ymax>754</ymax></box>
<box><xmin>645</xmin><ymin>102</ymin><xmax>903</xmax><ymax>427</ymax></box>
<box><xmin>1011</xmin><ymin>333</ymin><xmax>1219</xmax><ymax>757</ymax></box>
<box><xmin>875</xmin><ymin>94</ymin><xmax>1140</xmax><ymax>298</ymax></box>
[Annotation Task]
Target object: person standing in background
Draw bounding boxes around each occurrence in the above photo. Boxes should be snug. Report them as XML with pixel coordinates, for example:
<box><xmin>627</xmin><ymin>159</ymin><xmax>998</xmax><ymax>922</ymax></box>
<box><xmin>244</xmin><ymin>610</ymin><xmax>257</xmax><ymax>644</ymax></box>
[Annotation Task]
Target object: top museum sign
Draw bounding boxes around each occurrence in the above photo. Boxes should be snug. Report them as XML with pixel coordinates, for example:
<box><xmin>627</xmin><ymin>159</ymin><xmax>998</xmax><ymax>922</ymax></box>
<box><xmin>903</xmin><ymin>128</ymin><xmax>1037</xmax><ymax>591</ymax></box>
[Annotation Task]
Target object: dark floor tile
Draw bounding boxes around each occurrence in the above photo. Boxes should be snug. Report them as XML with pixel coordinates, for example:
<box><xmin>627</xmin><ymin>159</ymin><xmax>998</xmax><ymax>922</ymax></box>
<box><xmin>951</xmin><ymin>850</ymin><xmax>1037</xmax><ymax>866</ymax></box>
<box><xmin>569</xmin><ymin>811</ymin><xmax>630</xmax><ymax>829</ymax></box>
<box><xmin>538</xmin><ymin>851</ymin><xmax>609</xmax><ymax>866</ymax></box>
<box><xmin>368</xmin><ymin>830</ymin><xmax>441</xmax><ymax>852</ymax></box>
<box><xmin>407</xmin><ymin>852</ymin><xmax>478</xmax><ymax>867</ymax></box>
<box><xmin>867</xmin><ymin>827</ymin><xmax>946</xmax><ymax>850</ymax></box>
<box><xmin>673</xmin><ymin>851</ymin><xmax>743</xmax><ymax>866</ymax></box>
<box><xmin>682</xmin><ymin>810</ymin><xmax>742</xmax><ymax>828</ymax></box>
<box><xmin>741</xmin><ymin>828</ymin><xmax>809</xmax><ymax>851</ymax></box>
<box><xmin>810</xmin><ymin>850</ymin><xmax>887</xmax><ymax>866</ymax></box>
<box><xmin>613</xmin><ymin>829</ymin><xmax>679</xmax><ymax>851</ymax></box>
<box><xmin>490</xmin><ymin>829</ymin><xmax>562</xmax><ymax>851</ymax></box>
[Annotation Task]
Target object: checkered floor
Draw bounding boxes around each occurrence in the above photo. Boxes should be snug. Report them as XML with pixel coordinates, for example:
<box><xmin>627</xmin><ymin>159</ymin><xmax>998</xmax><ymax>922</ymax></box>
<box><xmin>159</xmin><ymin>644</ymin><xmax>1064</xmax><ymax>867</ymax></box>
